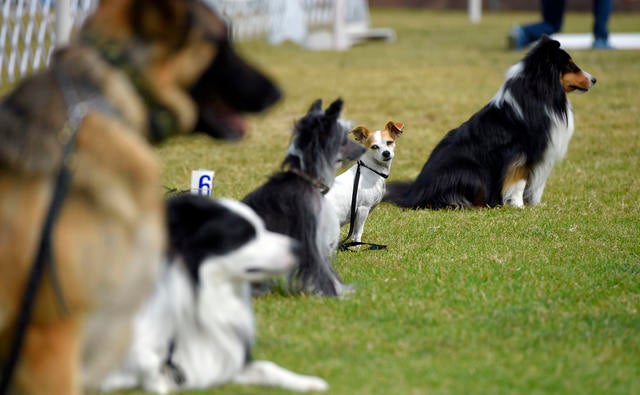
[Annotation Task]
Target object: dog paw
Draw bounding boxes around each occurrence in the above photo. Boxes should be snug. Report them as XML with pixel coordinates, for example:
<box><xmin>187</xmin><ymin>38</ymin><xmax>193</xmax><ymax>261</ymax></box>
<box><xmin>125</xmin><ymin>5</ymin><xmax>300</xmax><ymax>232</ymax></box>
<box><xmin>335</xmin><ymin>282</ymin><xmax>356</xmax><ymax>298</ymax></box>
<box><xmin>143</xmin><ymin>376</ymin><xmax>173</xmax><ymax>394</ymax></box>
<box><xmin>301</xmin><ymin>376</ymin><xmax>329</xmax><ymax>392</ymax></box>
<box><xmin>504</xmin><ymin>198</ymin><xmax>524</xmax><ymax>208</ymax></box>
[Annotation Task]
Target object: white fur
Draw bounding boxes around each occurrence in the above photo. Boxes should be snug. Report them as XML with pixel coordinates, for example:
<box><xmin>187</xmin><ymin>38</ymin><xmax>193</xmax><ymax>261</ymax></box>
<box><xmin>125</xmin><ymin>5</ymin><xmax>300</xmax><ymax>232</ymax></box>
<box><xmin>490</xmin><ymin>62</ymin><xmax>524</xmax><ymax>111</ymax></box>
<box><xmin>491</xmin><ymin>61</ymin><xmax>578</xmax><ymax>207</ymax></box>
<box><xmin>327</xmin><ymin>130</ymin><xmax>396</xmax><ymax>244</ymax></box>
<box><xmin>503</xmin><ymin>179</ymin><xmax>527</xmax><ymax>208</ymax></box>
<box><xmin>524</xmin><ymin>104</ymin><xmax>574</xmax><ymax>205</ymax></box>
<box><xmin>101</xmin><ymin>199</ymin><xmax>328</xmax><ymax>393</ymax></box>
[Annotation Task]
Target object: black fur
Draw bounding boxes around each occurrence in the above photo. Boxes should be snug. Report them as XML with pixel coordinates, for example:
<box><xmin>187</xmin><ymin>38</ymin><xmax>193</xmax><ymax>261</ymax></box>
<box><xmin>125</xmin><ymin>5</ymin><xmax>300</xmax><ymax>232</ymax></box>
<box><xmin>243</xmin><ymin>98</ymin><xmax>364</xmax><ymax>296</ymax></box>
<box><xmin>384</xmin><ymin>36</ymin><xmax>585</xmax><ymax>209</ymax></box>
<box><xmin>191</xmin><ymin>38</ymin><xmax>281</xmax><ymax>140</ymax></box>
<box><xmin>167</xmin><ymin>194</ymin><xmax>256</xmax><ymax>284</ymax></box>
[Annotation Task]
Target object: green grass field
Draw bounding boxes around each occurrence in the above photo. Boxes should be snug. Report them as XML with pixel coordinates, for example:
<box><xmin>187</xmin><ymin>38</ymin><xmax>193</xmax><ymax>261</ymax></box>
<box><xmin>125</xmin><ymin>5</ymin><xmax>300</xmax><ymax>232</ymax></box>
<box><xmin>119</xmin><ymin>9</ymin><xmax>639</xmax><ymax>395</ymax></box>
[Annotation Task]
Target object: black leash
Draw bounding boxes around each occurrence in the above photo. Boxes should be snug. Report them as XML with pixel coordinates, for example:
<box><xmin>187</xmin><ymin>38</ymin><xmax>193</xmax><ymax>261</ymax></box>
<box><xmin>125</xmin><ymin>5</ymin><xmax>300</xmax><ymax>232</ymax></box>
<box><xmin>162</xmin><ymin>338</ymin><xmax>186</xmax><ymax>386</ymax></box>
<box><xmin>339</xmin><ymin>161</ymin><xmax>388</xmax><ymax>251</ymax></box>
<box><xmin>0</xmin><ymin>68</ymin><xmax>89</xmax><ymax>394</ymax></box>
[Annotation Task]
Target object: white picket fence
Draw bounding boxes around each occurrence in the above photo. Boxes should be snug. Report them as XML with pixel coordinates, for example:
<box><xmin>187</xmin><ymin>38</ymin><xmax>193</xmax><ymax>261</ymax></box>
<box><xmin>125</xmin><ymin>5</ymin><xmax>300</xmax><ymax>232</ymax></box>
<box><xmin>0</xmin><ymin>0</ymin><xmax>96</xmax><ymax>86</ymax></box>
<box><xmin>0</xmin><ymin>0</ymin><xmax>388</xmax><ymax>88</ymax></box>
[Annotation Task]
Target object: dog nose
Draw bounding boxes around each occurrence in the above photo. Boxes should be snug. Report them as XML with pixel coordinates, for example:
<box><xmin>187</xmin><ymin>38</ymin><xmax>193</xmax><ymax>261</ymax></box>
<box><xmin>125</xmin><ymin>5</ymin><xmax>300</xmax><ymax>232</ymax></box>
<box><xmin>382</xmin><ymin>151</ymin><xmax>390</xmax><ymax>158</ymax></box>
<box><xmin>591</xmin><ymin>76</ymin><xmax>597</xmax><ymax>85</ymax></box>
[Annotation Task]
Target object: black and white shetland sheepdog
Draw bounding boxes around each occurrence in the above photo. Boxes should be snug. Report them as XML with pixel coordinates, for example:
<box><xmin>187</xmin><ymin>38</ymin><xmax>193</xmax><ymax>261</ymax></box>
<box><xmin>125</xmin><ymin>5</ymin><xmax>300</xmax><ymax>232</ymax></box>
<box><xmin>101</xmin><ymin>195</ymin><xmax>328</xmax><ymax>393</ymax></box>
<box><xmin>384</xmin><ymin>36</ymin><xmax>596</xmax><ymax>209</ymax></box>
<box><xmin>243</xmin><ymin>98</ymin><xmax>365</xmax><ymax>297</ymax></box>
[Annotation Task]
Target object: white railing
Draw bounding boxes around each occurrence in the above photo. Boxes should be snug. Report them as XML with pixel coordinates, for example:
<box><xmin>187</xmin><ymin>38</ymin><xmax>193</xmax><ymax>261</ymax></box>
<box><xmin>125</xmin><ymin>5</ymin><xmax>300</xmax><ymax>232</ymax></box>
<box><xmin>0</xmin><ymin>0</ymin><xmax>388</xmax><ymax>87</ymax></box>
<box><xmin>0</xmin><ymin>0</ymin><xmax>96</xmax><ymax>86</ymax></box>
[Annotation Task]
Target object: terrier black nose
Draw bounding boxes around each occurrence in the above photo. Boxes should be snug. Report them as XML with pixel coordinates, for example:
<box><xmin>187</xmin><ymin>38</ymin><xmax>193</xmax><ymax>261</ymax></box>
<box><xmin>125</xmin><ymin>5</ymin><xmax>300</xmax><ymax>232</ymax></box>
<box><xmin>591</xmin><ymin>76</ymin><xmax>597</xmax><ymax>85</ymax></box>
<box><xmin>382</xmin><ymin>151</ymin><xmax>390</xmax><ymax>158</ymax></box>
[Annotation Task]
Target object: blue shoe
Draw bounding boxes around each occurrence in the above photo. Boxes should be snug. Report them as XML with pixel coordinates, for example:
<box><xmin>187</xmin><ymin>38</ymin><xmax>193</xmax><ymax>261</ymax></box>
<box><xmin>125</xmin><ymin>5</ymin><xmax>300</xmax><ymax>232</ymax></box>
<box><xmin>593</xmin><ymin>38</ymin><xmax>613</xmax><ymax>49</ymax></box>
<box><xmin>507</xmin><ymin>24</ymin><xmax>527</xmax><ymax>50</ymax></box>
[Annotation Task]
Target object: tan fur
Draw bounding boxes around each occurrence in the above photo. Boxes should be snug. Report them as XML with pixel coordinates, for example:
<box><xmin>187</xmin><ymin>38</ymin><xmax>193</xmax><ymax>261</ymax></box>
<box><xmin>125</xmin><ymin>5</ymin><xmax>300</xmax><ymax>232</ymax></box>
<box><xmin>352</xmin><ymin>122</ymin><xmax>404</xmax><ymax>147</ymax></box>
<box><xmin>15</xmin><ymin>317</ymin><xmax>82</xmax><ymax>395</ymax></box>
<box><xmin>0</xmin><ymin>1</ymin><xmax>236</xmax><ymax>393</ymax></box>
<box><xmin>561</xmin><ymin>60</ymin><xmax>593</xmax><ymax>93</ymax></box>
<box><xmin>351</xmin><ymin>126</ymin><xmax>371</xmax><ymax>144</ymax></box>
<box><xmin>385</xmin><ymin>121</ymin><xmax>404</xmax><ymax>138</ymax></box>
<box><xmin>501</xmin><ymin>157</ymin><xmax>528</xmax><ymax>196</ymax></box>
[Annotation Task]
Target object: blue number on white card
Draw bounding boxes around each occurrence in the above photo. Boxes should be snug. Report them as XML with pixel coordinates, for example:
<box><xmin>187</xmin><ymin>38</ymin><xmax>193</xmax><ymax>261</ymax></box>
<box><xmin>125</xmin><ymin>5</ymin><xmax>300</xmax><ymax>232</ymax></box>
<box><xmin>198</xmin><ymin>175</ymin><xmax>211</xmax><ymax>195</ymax></box>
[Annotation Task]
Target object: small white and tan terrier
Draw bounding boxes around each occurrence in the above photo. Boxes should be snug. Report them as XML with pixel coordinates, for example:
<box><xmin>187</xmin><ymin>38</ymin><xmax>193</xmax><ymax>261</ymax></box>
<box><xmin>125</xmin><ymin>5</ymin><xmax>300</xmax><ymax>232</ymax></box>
<box><xmin>327</xmin><ymin>121</ymin><xmax>404</xmax><ymax>247</ymax></box>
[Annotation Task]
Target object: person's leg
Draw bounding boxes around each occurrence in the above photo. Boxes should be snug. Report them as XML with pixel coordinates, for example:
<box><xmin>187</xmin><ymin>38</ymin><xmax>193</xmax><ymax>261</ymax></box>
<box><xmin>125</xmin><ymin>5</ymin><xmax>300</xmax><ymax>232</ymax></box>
<box><xmin>541</xmin><ymin>0</ymin><xmax>565</xmax><ymax>32</ymax></box>
<box><xmin>593</xmin><ymin>0</ymin><xmax>613</xmax><ymax>48</ymax></box>
<box><xmin>510</xmin><ymin>0</ymin><xmax>565</xmax><ymax>49</ymax></box>
<box><xmin>522</xmin><ymin>0</ymin><xmax>565</xmax><ymax>42</ymax></box>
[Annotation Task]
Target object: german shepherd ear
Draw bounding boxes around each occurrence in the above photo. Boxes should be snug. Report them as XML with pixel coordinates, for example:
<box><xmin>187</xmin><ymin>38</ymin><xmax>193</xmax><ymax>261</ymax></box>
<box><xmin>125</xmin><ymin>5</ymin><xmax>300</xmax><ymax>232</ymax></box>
<box><xmin>386</xmin><ymin>121</ymin><xmax>404</xmax><ymax>137</ymax></box>
<box><xmin>351</xmin><ymin>126</ymin><xmax>370</xmax><ymax>143</ymax></box>
<box><xmin>131</xmin><ymin>0</ymin><xmax>190</xmax><ymax>49</ymax></box>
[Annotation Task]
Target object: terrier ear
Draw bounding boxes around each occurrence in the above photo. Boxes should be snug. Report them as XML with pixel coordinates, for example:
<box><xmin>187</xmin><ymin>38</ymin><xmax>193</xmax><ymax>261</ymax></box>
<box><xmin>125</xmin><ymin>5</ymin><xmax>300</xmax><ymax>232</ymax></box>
<box><xmin>351</xmin><ymin>126</ymin><xmax>370</xmax><ymax>142</ymax></box>
<box><xmin>386</xmin><ymin>121</ymin><xmax>404</xmax><ymax>137</ymax></box>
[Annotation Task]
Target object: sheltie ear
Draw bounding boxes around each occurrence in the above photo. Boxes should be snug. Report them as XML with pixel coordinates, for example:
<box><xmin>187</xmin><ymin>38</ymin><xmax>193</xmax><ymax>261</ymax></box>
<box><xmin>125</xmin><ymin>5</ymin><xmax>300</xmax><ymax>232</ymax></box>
<box><xmin>539</xmin><ymin>34</ymin><xmax>560</xmax><ymax>49</ymax></box>
<box><xmin>386</xmin><ymin>121</ymin><xmax>404</xmax><ymax>137</ymax></box>
<box><xmin>351</xmin><ymin>126</ymin><xmax>370</xmax><ymax>142</ymax></box>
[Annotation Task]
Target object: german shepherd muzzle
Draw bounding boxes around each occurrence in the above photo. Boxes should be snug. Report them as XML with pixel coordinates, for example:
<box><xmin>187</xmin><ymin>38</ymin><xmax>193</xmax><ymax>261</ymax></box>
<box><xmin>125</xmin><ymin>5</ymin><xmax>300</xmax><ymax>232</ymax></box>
<box><xmin>0</xmin><ymin>1</ymin><xmax>280</xmax><ymax>394</ymax></box>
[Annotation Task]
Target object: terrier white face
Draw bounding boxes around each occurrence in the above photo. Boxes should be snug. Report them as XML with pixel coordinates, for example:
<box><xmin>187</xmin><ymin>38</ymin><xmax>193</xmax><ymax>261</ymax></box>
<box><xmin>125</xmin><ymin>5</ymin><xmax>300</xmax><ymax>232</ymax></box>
<box><xmin>352</xmin><ymin>121</ymin><xmax>404</xmax><ymax>165</ymax></box>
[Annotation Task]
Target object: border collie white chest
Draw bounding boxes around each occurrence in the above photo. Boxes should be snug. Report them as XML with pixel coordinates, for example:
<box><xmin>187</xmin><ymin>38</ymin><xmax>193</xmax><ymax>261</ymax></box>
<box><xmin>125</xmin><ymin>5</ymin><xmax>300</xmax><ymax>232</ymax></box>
<box><xmin>101</xmin><ymin>195</ymin><xmax>328</xmax><ymax>393</ymax></box>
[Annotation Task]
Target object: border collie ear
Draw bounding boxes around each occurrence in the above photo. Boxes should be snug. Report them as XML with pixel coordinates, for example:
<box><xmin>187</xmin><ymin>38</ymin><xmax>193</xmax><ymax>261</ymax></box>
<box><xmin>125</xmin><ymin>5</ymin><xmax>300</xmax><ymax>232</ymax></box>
<box><xmin>386</xmin><ymin>121</ymin><xmax>404</xmax><ymax>137</ymax></box>
<box><xmin>308</xmin><ymin>99</ymin><xmax>323</xmax><ymax>113</ymax></box>
<box><xmin>325</xmin><ymin>98</ymin><xmax>343</xmax><ymax>120</ymax></box>
<box><xmin>351</xmin><ymin>126</ymin><xmax>370</xmax><ymax>142</ymax></box>
<box><xmin>131</xmin><ymin>0</ymin><xmax>189</xmax><ymax>49</ymax></box>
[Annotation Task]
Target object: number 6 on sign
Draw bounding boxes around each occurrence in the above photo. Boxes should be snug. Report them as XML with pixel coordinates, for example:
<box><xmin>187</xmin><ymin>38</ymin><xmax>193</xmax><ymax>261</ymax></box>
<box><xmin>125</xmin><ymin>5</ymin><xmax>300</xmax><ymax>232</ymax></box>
<box><xmin>191</xmin><ymin>169</ymin><xmax>215</xmax><ymax>196</ymax></box>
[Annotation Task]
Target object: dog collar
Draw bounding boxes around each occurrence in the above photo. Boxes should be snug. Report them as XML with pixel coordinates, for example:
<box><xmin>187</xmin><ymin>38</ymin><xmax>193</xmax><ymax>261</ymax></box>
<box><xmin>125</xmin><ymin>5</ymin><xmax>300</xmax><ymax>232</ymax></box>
<box><xmin>358</xmin><ymin>161</ymin><xmax>389</xmax><ymax>179</ymax></box>
<box><xmin>289</xmin><ymin>168</ymin><xmax>330</xmax><ymax>194</ymax></box>
<box><xmin>79</xmin><ymin>34</ymin><xmax>179</xmax><ymax>143</ymax></box>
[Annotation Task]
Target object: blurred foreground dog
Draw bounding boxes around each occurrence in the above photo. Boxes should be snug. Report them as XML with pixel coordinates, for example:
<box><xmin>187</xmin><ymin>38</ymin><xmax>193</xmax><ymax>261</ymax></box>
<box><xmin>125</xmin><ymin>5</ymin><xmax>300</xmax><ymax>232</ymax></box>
<box><xmin>101</xmin><ymin>195</ymin><xmax>328</xmax><ymax>393</ymax></box>
<box><xmin>0</xmin><ymin>1</ymin><xmax>279</xmax><ymax>394</ymax></box>
<box><xmin>243</xmin><ymin>99</ymin><xmax>365</xmax><ymax>296</ymax></box>
<box><xmin>384</xmin><ymin>36</ymin><xmax>595</xmax><ymax>209</ymax></box>
<box><xmin>326</xmin><ymin>121</ymin><xmax>403</xmax><ymax>248</ymax></box>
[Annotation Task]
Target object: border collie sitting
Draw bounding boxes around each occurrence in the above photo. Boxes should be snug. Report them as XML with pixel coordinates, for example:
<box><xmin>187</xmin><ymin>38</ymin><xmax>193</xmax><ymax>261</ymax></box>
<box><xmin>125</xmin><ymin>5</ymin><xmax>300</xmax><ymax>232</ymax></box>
<box><xmin>243</xmin><ymin>98</ymin><xmax>365</xmax><ymax>296</ymax></box>
<box><xmin>101</xmin><ymin>195</ymin><xmax>328</xmax><ymax>393</ymax></box>
<box><xmin>384</xmin><ymin>36</ymin><xmax>595</xmax><ymax>209</ymax></box>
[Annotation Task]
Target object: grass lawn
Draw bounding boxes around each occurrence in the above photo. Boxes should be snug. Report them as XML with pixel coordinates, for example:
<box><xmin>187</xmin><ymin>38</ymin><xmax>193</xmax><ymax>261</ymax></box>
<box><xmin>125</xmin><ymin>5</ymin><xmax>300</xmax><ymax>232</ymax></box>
<box><xmin>112</xmin><ymin>8</ymin><xmax>638</xmax><ymax>395</ymax></box>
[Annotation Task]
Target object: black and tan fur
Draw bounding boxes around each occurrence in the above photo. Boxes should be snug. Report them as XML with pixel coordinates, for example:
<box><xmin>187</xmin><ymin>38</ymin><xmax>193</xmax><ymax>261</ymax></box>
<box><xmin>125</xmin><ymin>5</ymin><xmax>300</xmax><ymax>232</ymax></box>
<box><xmin>0</xmin><ymin>1</ymin><xmax>280</xmax><ymax>394</ymax></box>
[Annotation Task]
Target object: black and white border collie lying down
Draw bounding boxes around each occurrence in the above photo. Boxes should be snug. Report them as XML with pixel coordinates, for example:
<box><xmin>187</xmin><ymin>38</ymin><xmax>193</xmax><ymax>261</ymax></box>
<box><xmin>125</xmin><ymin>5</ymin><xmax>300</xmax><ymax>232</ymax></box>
<box><xmin>243</xmin><ymin>98</ymin><xmax>365</xmax><ymax>297</ymax></box>
<box><xmin>101</xmin><ymin>195</ymin><xmax>329</xmax><ymax>393</ymax></box>
<box><xmin>384</xmin><ymin>36</ymin><xmax>596</xmax><ymax>209</ymax></box>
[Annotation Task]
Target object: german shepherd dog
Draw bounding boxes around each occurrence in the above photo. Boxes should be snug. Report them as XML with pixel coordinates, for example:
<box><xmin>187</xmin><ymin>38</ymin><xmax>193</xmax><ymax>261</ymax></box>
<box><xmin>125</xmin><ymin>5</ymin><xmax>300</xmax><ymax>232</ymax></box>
<box><xmin>0</xmin><ymin>1</ymin><xmax>279</xmax><ymax>394</ymax></box>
